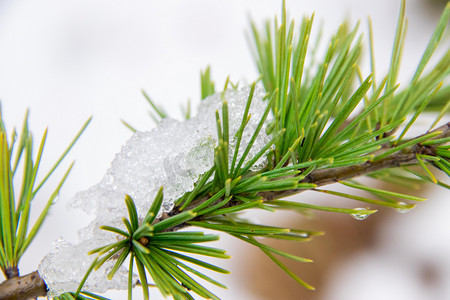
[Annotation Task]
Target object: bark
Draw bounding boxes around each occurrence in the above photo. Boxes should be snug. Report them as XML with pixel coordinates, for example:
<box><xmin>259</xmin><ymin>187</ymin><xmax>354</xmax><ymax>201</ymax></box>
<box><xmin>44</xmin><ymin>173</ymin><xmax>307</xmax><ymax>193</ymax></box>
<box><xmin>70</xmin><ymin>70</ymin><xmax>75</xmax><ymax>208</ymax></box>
<box><xmin>4</xmin><ymin>267</ymin><xmax>19</xmax><ymax>280</ymax></box>
<box><xmin>0</xmin><ymin>271</ymin><xmax>47</xmax><ymax>300</ymax></box>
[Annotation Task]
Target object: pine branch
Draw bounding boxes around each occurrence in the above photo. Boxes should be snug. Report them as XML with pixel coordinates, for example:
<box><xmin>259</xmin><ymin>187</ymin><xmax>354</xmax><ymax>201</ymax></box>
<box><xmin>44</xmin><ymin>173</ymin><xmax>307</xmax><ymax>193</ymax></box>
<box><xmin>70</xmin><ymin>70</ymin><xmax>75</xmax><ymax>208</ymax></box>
<box><xmin>265</xmin><ymin>122</ymin><xmax>450</xmax><ymax>199</ymax></box>
<box><xmin>0</xmin><ymin>123</ymin><xmax>448</xmax><ymax>299</ymax></box>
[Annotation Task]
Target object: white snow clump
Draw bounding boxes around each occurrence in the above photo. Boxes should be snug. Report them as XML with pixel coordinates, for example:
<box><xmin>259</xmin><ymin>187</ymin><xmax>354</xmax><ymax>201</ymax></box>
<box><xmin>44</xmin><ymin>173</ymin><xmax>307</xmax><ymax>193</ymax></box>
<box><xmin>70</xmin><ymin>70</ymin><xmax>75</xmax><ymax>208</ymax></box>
<box><xmin>38</xmin><ymin>86</ymin><xmax>271</xmax><ymax>296</ymax></box>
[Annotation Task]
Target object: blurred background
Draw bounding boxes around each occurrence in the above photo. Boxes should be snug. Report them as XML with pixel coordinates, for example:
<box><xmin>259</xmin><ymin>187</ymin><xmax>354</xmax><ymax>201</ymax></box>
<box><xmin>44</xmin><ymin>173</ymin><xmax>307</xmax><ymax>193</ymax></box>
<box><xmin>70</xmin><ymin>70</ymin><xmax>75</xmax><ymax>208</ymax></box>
<box><xmin>0</xmin><ymin>0</ymin><xmax>449</xmax><ymax>299</ymax></box>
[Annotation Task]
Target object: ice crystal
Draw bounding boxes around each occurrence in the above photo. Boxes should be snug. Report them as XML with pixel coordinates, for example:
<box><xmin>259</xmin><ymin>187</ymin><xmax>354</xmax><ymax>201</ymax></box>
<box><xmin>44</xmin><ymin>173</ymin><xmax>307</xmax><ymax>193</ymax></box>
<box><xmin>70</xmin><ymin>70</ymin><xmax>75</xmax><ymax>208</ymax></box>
<box><xmin>39</xmin><ymin>237</ymin><xmax>130</xmax><ymax>297</ymax></box>
<box><xmin>38</xmin><ymin>86</ymin><xmax>271</xmax><ymax>295</ymax></box>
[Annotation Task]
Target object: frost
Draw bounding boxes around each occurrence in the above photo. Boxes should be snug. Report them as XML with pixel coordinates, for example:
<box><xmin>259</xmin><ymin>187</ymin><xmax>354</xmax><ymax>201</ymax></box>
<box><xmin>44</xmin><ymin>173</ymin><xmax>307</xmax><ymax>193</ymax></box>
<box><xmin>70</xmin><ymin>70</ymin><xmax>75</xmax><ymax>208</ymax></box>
<box><xmin>38</xmin><ymin>86</ymin><xmax>271</xmax><ymax>295</ymax></box>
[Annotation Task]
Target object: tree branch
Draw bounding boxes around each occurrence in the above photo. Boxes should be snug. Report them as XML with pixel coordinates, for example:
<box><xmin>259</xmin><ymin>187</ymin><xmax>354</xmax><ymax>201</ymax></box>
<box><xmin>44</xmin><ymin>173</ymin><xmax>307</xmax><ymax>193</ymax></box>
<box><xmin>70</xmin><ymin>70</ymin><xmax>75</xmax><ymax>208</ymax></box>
<box><xmin>0</xmin><ymin>271</ymin><xmax>47</xmax><ymax>300</ymax></box>
<box><xmin>4</xmin><ymin>267</ymin><xmax>19</xmax><ymax>280</ymax></box>
<box><xmin>261</xmin><ymin>122</ymin><xmax>449</xmax><ymax>200</ymax></box>
<box><xmin>1</xmin><ymin>123</ymin><xmax>448</xmax><ymax>298</ymax></box>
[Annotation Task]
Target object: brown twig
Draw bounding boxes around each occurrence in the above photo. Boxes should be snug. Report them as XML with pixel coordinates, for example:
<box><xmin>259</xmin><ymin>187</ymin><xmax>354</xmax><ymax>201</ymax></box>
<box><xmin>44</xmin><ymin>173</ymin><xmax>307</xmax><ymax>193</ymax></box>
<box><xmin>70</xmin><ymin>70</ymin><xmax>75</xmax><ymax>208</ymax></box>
<box><xmin>0</xmin><ymin>271</ymin><xmax>47</xmax><ymax>300</ymax></box>
<box><xmin>3</xmin><ymin>267</ymin><xmax>19</xmax><ymax>280</ymax></box>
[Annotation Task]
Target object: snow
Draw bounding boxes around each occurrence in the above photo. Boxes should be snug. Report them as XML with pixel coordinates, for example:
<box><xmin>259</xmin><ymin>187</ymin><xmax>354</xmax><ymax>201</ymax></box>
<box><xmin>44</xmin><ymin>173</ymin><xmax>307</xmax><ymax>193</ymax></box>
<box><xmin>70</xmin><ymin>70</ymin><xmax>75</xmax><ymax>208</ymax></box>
<box><xmin>38</xmin><ymin>86</ymin><xmax>271</xmax><ymax>295</ymax></box>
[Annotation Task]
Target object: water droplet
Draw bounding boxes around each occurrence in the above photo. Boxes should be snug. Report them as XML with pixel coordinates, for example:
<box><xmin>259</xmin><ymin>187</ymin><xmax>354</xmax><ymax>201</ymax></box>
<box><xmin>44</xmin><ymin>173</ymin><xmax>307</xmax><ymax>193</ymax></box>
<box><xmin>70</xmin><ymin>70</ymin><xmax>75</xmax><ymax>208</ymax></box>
<box><xmin>351</xmin><ymin>208</ymin><xmax>370</xmax><ymax>220</ymax></box>
<box><xmin>395</xmin><ymin>202</ymin><xmax>414</xmax><ymax>214</ymax></box>
<box><xmin>162</xmin><ymin>201</ymin><xmax>174</xmax><ymax>212</ymax></box>
<box><xmin>52</xmin><ymin>194</ymin><xmax>60</xmax><ymax>205</ymax></box>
